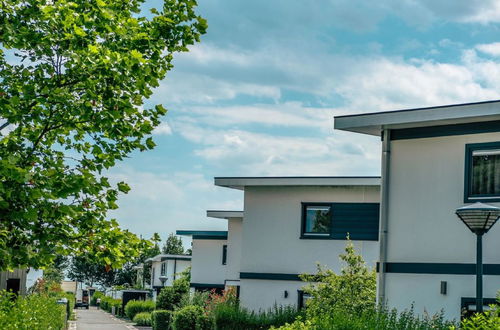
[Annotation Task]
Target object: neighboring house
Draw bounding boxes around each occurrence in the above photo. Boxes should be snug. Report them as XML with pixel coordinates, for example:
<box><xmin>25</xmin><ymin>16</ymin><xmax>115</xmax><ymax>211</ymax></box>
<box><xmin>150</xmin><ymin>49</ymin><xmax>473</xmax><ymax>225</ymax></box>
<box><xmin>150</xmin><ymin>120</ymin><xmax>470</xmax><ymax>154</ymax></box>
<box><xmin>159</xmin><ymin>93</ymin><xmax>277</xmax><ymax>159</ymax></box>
<box><xmin>176</xmin><ymin>230</ymin><xmax>229</xmax><ymax>292</ymax></box>
<box><xmin>206</xmin><ymin>210</ymin><xmax>244</xmax><ymax>295</ymax></box>
<box><xmin>334</xmin><ymin>100</ymin><xmax>500</xmax><ymax>320</ymax></box>
<box><xmin>146</xmin><ymin>254</ymin><xmax>191</xmax><ymax>300</ymax></box>
<box><xmin>0</xmin><ymin>269</ymin><xmax>27</xmax><ymax>296</ymax></box>
<box><xmin>214</xmin><ymin>176</ymin><xmax>381</xmax><ymax>311</ymax></box>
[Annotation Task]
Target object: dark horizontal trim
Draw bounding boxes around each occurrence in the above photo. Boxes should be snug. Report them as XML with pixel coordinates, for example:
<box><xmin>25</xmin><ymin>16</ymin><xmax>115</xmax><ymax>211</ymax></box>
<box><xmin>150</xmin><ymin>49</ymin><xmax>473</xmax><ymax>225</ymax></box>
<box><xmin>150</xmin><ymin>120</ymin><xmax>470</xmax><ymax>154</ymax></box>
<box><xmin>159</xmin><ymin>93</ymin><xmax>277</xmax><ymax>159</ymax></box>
<box><xmin>152</xmin><ymin>286</ymin><xmax>163</xmax><ymax>289</ymax></box>
<box><xmin>190</xmin><ymin>283</ymin><xmax>225</xmax><ymax>289</ymax></box>
<box><xmin>240</xmin><ymin>272</ymin><xmax>302</xmax><ymax>281</ymax></box>
<box><xmin>214</xmin><ymin>176</ymin><xmax>380</xmax><ymax>179</ymax></box>
<box><xmin>379</xmin><ymin>262</ymin><xmax>500</xmax><ymax>275</ymax></box>
<box><xmin>192</xmin><ymin>235</ymin><xmax>228</xmax><ymax>240</ymax></box>
<box><xmin>335</xmin><ymin>99</ymin><xmax>500</xmax><ymax>119</ymax></box>
<box><xmin>300</xmin><ymin>235</ymin><xmax>378</xmax><ymax>241</ymax></box>
<box><xmin>390</xmin><ymin>120</ymin><xmax>500</xmax><ymax>140</ymax></box>
<box><xmin>160</xmin><ymin>256</ymin><xmax>191</xmax><ymax>261</ymax></box>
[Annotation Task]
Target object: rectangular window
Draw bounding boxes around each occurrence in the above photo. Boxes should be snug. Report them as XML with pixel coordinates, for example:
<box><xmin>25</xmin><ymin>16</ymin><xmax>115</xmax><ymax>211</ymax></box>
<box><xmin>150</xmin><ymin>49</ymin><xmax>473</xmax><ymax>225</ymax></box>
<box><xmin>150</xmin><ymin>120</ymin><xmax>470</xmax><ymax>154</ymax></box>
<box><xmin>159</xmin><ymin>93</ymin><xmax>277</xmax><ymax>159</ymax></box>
<box><xmin>301</xmin><ymin>202</ymin><xmax>379</xmax><ymax>241</ymax></box>
<box><xmin>302</xmin><ymin>203</ymin><xmax>332</xmax><ymax>237</ymax></box>
<box><xmin>465</xmin><ymin>142</ymin><xmax>500</xmax><ymax>203</ymax></box>
<box><xmin>222</xmin><ymin>245</ymin><xmax>227</xmax><ymax>265</ymax></box>
<box><xmin>160</xmin><ymin>262</ymin><xmax>166</xmax><ymax>276</ymax></box>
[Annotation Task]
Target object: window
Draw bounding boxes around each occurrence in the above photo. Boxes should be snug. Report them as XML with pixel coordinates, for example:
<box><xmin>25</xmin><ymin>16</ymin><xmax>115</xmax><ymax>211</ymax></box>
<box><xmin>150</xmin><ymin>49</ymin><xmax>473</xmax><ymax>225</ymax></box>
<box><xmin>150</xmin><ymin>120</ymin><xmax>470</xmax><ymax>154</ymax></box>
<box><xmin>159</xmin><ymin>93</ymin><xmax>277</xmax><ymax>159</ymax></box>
<box><xmin>301</xmin><ymin>202</ymin><xmax>379</xmax><ymax>241</ymax></box>
<box><xmin>301</xmin><ymin>203</ymin><xmax>332</xmax><ymax>237</ymax></box>
<box><xmin>222</xmin><ymin>245</ymin><xmax>227</xmax><ymax>265</ymax></box>
<box><xmin>160</xmin><ymin>262</ymin><xmax>166</xmax><ymax>276</ymax></box>
<box><xmin>297</xmin><ymin>290</ymin><xmax>312</xmax><ymax>309</ymax></box>
<box><xmin>465</xmin><ymin>142</ymin><xmax>500</xmax><ymax>203</ymax></box>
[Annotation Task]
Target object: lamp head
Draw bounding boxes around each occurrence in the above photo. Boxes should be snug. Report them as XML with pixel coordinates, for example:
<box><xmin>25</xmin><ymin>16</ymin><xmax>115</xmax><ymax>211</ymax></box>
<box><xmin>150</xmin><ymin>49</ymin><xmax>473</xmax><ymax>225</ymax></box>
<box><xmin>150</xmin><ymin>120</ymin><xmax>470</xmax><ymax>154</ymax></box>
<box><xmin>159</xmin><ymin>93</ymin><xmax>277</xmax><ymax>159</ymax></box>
<box><xmin>456</xmin><ymin>202</ymin><xmax>500</xmax><ymax>235</ymax></box>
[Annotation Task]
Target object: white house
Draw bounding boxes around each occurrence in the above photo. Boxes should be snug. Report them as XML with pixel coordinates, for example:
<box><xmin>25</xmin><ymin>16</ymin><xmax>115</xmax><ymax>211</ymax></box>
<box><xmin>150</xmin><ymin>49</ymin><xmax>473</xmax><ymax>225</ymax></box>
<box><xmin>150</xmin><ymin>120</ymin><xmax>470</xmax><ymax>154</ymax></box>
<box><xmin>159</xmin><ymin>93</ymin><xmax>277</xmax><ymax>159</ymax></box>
<box><xmin>146</xmin><ymin>254</ymin><xmax>191</xmax><ymax>300</ymax></box>
<box><xmin>206</xmin><ymin>210</ymin><xmax>244</xmax><ymax>295</ymax></box>
<box><xmin>334</xmin><ymin>100</ymin><xmax>500</xmax><ymax>320</ymax></box>
<box><xmin>214</xmin><ymin>176</ymin><xmax>381</xmax><ymax>311</ymax></box>
<box><xmin>176</xmin><ymin>230</ymin><xmax>228</xmax><ymax>292</ymax></box>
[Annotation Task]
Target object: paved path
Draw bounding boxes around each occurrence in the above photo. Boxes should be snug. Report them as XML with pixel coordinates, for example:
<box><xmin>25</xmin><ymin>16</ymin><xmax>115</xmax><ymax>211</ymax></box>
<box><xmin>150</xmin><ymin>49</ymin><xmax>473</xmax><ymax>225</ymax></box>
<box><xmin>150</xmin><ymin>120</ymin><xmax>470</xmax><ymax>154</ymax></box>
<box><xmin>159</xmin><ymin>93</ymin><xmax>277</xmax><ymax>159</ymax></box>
<box><xmin>72</xmin><ymin>307</ymin><xmax>137</xmax><ymax>330</ymax></box>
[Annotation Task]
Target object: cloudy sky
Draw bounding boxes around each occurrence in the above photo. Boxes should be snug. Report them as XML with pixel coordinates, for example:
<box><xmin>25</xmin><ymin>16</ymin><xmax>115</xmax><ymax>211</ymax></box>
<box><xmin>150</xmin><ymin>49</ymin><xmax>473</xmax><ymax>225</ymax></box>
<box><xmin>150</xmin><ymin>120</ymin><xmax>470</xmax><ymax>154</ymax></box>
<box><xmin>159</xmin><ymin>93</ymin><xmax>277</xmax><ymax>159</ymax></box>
<box><xmin>109</xmin><ymin>0</ymin><xmax>500</xmax><ymax>244</ymax></box>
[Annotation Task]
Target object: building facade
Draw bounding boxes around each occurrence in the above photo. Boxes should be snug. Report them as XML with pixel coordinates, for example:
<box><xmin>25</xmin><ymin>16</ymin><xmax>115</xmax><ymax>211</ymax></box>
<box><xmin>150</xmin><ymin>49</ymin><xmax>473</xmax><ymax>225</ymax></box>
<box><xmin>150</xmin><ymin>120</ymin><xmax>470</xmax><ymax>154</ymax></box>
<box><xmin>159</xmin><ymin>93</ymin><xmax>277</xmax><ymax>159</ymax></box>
<box><xmin>215</xmin><ymin>177</ymin><xmax>381</xmax><ymax>311</ymax></box>
<box><xmin>146</xmin><ymin>254</ymin><xmax>191</xmax><ymax>300</ymax></box>
<box><xmin>0</xmin><ymin>269</ymin><xmax>27</xmax><ymax>296</ymax></box>
<box><xmin>335</xmin><ymin>100</ymin><xmax>500</xmax><ymax>320</ymax></box>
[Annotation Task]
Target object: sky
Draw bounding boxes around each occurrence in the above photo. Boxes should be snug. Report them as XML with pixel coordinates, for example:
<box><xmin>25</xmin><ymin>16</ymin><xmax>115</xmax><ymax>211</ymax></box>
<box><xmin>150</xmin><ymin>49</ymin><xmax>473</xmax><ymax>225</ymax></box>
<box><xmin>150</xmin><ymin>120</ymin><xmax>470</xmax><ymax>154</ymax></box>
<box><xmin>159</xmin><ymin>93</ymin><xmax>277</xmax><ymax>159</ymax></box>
<box><xmin>108</xmin><ymin>0</ymin><xmax>500</xmax><ymax>245</ymax></box>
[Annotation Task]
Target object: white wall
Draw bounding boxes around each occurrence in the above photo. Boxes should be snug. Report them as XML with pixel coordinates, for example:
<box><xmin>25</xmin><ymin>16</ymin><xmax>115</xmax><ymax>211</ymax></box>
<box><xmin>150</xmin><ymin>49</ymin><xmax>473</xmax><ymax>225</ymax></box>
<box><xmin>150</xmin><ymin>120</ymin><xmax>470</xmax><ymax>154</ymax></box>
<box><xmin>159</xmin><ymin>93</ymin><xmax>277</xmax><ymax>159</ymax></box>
<box><xmin>386</xmin><ymin>131</ymin><xmax>500</xmax><ymax>320</ymax></box>
<box><xmin>226</xmin><ymin>218</ymin><xmax>243</xmax><ymax>283</ymax></box>
<box><xmin>240</xmin><ymin>185</ymin><xmax>380</xmax><ymax>311</ymax></box>
<box><xmin>191</xmin><ymin>239</ymin><xmax>227</xmax><ymax>286</ymax></box>
<box><xmin>240</xmin><ymin>279</ymin><xmax>307</xmax><ymax>312</ymax></box>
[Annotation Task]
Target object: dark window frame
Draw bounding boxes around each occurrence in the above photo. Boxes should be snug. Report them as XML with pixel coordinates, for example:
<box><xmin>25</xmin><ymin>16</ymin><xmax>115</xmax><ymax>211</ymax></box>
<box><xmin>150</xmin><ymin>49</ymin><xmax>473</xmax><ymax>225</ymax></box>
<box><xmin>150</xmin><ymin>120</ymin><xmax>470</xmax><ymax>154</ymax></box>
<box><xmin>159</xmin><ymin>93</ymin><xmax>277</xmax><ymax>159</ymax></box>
<box><xmin>222</xmin><ymin>244</ymin><xmax>227</xmax><ymax>265</ymax></box>
<box><xmin>160</xmin><ymin>262</ymin><xmax>166</xmax><ymax>276</ymax></box>
<box><xmin>297</xmin><ymin>290</ymin><xmax>312</xmax><ymax>309</ymax></box>
<box><xmin>300</xmin><ymin>202</ymin><xmax>333</xmax><ymax>239</ymax></box>
<box><xmin>464</xmin><ymin>141</ymin><xmax>500</xmax><ymax>203</ymax></box>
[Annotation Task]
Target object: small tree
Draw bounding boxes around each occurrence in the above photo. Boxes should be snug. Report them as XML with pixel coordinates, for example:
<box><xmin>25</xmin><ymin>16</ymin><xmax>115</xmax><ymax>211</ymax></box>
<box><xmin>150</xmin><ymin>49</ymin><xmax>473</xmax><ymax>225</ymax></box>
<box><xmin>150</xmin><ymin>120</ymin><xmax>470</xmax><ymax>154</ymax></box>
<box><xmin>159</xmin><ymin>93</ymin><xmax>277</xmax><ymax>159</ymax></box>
<box><xmin>156</xmin><ymin>267</ymin><xmax>190</xmax><ymax>310</ymax></box>
<box><xmin>301</xmin><ymin>238</ymin><xmax>376</xmax><ymax>317</ymax></box>
<box><xmin>162</xmin><ymin>233</ymin><xmax>184</xmax><ymax>255</ymax></box>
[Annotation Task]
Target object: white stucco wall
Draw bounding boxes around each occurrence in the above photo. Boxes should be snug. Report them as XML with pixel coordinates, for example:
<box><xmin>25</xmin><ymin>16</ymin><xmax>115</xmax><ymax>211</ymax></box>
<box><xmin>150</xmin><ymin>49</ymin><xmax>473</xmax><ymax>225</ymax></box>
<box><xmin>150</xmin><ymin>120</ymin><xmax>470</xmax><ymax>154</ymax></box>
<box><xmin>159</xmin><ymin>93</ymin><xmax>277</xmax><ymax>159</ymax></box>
<box><xmin>191</xmin><ymin>239</ymin><xmax>227</xmax><ymax>286</ymax></box>
<box><xmin>240</xmin><ymin>185</ymin><xmax>380</xmax><ymax>311</ymax></box>
<box><xmin>150</xmin><ymin>258</ymin><xmax>191</xmax><ymax>288</ymax></box>
<box><xmin>226</xmin><ymin>218</ymin><xmax>243</xmax><ymax>284</ymax></box>
<box><xmin>385</xmin><ymin>131</ymin><xmax>500</xmax><ymax>320</ymax></box>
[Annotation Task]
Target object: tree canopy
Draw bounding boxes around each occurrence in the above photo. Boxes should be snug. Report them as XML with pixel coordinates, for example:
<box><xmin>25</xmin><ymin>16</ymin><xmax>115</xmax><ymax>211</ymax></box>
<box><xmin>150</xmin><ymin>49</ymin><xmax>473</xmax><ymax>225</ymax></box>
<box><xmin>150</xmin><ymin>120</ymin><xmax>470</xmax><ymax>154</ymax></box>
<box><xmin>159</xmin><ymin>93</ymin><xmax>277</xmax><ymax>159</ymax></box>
<box><xmin>0</xmin><ymin>0</ymin><xmax>207</xmax><ymax>270</ymax></box>
<box><xmin>162</xmin><ymin>233</ymin><xmax>184</xmax><ymax>255</ymax></box>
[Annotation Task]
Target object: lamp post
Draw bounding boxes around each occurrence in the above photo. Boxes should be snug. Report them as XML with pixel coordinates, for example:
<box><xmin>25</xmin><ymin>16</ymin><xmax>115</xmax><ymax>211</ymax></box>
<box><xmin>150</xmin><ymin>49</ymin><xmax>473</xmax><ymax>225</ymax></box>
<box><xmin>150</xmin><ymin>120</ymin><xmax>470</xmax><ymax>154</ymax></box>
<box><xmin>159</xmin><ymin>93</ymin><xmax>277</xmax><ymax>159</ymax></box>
<box><xmin>159</xmin><ymin>275</ymin><xmax>168</xmax><ymax>287</ymax></box>
<box><xmin>455</xmin><ymin>202</ymin><xmax>500</xmax><ymax>313</ymax></box>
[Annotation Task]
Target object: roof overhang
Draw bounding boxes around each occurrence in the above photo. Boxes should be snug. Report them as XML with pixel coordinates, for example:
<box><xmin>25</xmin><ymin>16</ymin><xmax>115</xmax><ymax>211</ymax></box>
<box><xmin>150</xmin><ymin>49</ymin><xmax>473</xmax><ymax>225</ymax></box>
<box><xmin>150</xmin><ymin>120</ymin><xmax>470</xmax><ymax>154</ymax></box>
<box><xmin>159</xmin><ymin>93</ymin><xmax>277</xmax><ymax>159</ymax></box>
<box><xmin>206</xmin><ymin>210</ymin><xmax>243</xmax><ymax>219</ymax></box>
<box><xmin>145</xmin><ymin>254</ymin><xmax>192</xmax><ymax>263</ymax></box>
<box><xmin>334</xmin><ymin>100</ymin><xmax>500</xmax><ymax>137</ymax></box>
<box><xmin>176</xmin><ymin>230</ymin><xmax>228</xmax><ymax>240</ymax></box>
<box><xmin>214</xmin><ymin>176</ymin><xmax>381</xmax><ymax>190</ymax></box>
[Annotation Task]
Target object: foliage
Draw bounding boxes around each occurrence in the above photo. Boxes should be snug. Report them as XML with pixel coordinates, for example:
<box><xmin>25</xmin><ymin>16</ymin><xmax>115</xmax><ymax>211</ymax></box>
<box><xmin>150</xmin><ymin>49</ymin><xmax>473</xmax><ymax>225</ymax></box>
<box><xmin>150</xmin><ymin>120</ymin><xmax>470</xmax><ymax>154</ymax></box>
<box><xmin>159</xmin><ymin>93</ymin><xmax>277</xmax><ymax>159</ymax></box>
<box><xmin>133</xmin><ymin>312</ymin><xmax>152</xmax><ymax>326</ymax></box>
<box><xmin>100</xmin><ymin>296</ymin><xmax>122</xmax><ymax>315</ymax></box>
<box><xmin>42</xmin><ymin>255</ymin><xmax>68</xmax><ymax>283</ymax></box>
<box><xmin>300</xmin><ymin>238</ymin><xmax>376</xmax><ymax>317</ymax></box>
<box><xmin>179</xmin><ymin>290</ymin><xmax>210</xmax><ymax>309</ymax></box>
<box><xmin>214</xmin><ymin>303</ymin><xmax>302</xmax><ymax>330</ymax></box>
<box><xmin>142</xmin><ymin>233</ymin><xmax>162</xmax><ymax>286</ymax></box>
<box><xmin>0</xmin><ymin>0</ymin><xmax>207</xmax><ymax>270</ymax></box>
<box><xmin>162</xmin><ymin>233</ymin><xmax>185</xmax><ymax>255</ymax></box>
<box><xmin>156</xmin><ymin>267</ymin><xmax>190</xmax><ymax>310</ymax></box>
<box><xmin>152</xmin><ymin>309</ymin><xmax>173</xmax><ymax>330</ymax></box>
<box><xmin>67</xmin><ymin>255</ymin><xmax>115</xmax><ymax>287</ymax></box>
<box><xmin>0</xmin><ymin>291</ymin><xmax>66</xmax><ymax>329</ymax></box>
<box><xmin>204</xmin><ymin>287</ymin><xmax>238</xmax><ymax>315</ymax></box>
<box><xmin>124</xmin><ymin>299</ymin><xmax>155</xmax><ymax>320</ymax></box>
<box><xmin>90</xmin><ymin>291</ymin><xmax>104</xmax><ymax>306</ymax></box>
<box><xmin>459</xmin><ymin>293</ymin><xmax>500</xmax><ymax>330</ymax></box>
<box><xmin>173</xmin><ymin>305</ymin><xmax>212</xmax><ymax>330</ymax></box>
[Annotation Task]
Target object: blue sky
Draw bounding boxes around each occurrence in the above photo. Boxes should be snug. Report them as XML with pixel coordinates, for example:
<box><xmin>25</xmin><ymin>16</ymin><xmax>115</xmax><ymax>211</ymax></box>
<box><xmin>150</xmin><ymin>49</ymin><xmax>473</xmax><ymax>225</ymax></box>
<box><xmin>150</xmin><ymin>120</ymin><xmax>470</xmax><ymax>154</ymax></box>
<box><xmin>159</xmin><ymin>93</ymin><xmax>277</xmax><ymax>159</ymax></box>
<box><xmin>109</xmin><ymin>0</ymin><xmax>500</xmax><ymax>244</ymax></box>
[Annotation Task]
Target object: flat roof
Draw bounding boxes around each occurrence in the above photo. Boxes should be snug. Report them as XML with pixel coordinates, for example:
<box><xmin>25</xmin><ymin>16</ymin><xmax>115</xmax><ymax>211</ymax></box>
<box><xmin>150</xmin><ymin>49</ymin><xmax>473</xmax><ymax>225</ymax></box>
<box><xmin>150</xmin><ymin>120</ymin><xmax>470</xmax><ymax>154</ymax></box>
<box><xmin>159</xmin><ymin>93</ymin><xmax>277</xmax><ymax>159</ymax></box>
<box><xmin>176</xmin><ymin>230</ymin><xmax>228</xmax><ymax>240</ymax></box>
<box><xmin>334</xmin><ymin>99</ymin><xmax>500</xmax><ymax>136</ymax></box>
<box><xmin>214</xmin><ymin>176</ymin><xmax>380</xmax><ymax>190</ymax></box>
<box><xmin>206</xmin><ymin>210</ymin><xmax>243</xmax><ymax>219</ymax></box>
<box><xmin>145</xmin><ymin>254</ymin><xmax>192</xmax><ymax>263</ymax></box>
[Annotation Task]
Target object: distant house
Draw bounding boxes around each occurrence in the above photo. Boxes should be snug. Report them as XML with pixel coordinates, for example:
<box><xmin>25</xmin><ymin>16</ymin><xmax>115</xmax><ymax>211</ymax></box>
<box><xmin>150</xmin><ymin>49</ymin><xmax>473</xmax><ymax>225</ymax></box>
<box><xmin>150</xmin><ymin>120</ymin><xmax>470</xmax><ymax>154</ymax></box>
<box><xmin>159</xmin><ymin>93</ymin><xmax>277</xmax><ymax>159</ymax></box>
<box><xmin>214</xmin><ymin>176</ymin><xmax>381</xmax><ymax>311</ymax></box>
<box><xmin>176</xmin><ymin>230</ymin><xmax>229</xmax><ymax>293</ymax></box>
<box><xmin>146</xmin><ymin>254</ymin><xmax>191</xmax><ymax>300</ymax></box>
<box><xmin>0</xmin><ymin>269</ymin><xmax>27</xmax><ymax>296</ymax></box>
<box><xmin>335</xmin><ymin>100</ymin><xmax>500</xmax><ymax>320</ymax></box>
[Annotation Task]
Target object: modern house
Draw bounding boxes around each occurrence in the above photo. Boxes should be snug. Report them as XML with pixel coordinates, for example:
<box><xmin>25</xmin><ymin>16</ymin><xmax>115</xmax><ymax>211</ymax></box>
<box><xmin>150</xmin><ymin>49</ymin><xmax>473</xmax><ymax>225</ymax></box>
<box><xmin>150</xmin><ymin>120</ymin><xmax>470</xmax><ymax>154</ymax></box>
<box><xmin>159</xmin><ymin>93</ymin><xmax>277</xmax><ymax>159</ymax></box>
<box><xmin>176</xmin><ymin>230</ymin><xmax>229</xmax><ymax>292</ymax></box>
<box><xmin>335</xmin><ymin>100</ymin><xmax>500</xmax><ymax>320</ymax></box>
<box><xmin>146</xmin><ymin>254</ymin><xmax>191</xmax><ymax>300</ymax></box>
<box><xmin>214</xmin><ymin>176</ymin><xmax>381</xmax><ymax>311</ymax></box>
<box><xmin>206</xmin><ymin>210</ymin><xmax>244</xmax><ymax>295</ymax></box>
<box><xmin>0</xmin><ymin>269</ymin><xmax>28</xmax><ymax>296</ymax></box>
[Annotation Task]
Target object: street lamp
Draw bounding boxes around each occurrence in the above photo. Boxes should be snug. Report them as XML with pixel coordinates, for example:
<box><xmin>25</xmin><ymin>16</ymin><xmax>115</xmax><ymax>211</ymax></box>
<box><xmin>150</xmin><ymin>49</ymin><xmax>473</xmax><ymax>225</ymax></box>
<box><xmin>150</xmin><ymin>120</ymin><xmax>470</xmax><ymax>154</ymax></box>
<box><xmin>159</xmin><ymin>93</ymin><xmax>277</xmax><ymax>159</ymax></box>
<box><xmin>456</xmin><ymin>202</ymin><xmax>500</xmax><ymax>313</ymax></box>
<box><xmin>159</xmin><ymin>275</ymin><xmax>168</xmax><ymax>286</ymax></box>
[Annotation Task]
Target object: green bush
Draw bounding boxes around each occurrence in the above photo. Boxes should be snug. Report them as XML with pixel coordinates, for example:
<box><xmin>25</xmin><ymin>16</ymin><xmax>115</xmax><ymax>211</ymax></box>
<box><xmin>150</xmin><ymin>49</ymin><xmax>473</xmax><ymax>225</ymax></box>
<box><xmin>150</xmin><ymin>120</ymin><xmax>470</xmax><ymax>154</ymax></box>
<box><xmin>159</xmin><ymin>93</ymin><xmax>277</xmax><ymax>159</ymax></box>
<box><xmin>152</xmin><ymin>310</ymin><xmax>173</xmax><ymax>330</ymax></box>
<box><xmin>0</xmin><ymin>291</ymin><xmax>66</xmax><ymax>330</ymax></box>
<box><xmin>156</xmin><ymin>268</ymin><xmax>190</xmax><ymax>311</ymax></box>
<box><xmin>90</xmin><ymin>291</ymin><xmax>105</xmax><ymax>306</ymax></box>
<box><xmin>459</xmin><ymin>295</ymin><xmax>500</xmax><ymax>330</ymax></box>
<box><xmin>173</xmin><ymin>305</ymin><xmax>212</xmax><ymax>330</ymax></box>
<box><xmin>214</xmin><ymin>303</ymin><xmax>302</xmax><ymax>330</ymax></box>
<box><xmin>100</xmin><ymin>296</ymin><xmax>123</xmax><ymax>316</ymax></box>
<box><xmin>125</xmin><ymin>300</ymin><xmax>155</xmax><ymax>320</ymax></box>
<box><xmin>133</xmin><ymin>312</ymin><xmax>152</xmax><ymax>326</ymax></box>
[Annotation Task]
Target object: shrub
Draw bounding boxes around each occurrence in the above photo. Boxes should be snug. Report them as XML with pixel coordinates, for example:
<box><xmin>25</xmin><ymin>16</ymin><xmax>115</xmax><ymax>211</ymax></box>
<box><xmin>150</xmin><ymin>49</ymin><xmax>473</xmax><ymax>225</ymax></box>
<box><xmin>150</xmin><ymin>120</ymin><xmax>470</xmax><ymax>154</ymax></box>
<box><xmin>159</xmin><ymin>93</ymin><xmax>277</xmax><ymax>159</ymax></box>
<box><xmin>133</xmin><ymin>312</ymin><xmax>152</xmax><ymax>326</ymax></box>
<box><xmin>152</xmin><ymin>310</ymin><xmax>173</xmax><ymax>330</ymax></box>
<box><xmin>173</xmin><ymin>305</ymin><xmax>212</xmax><ymax>330</ymax></box>
<box><xmin>90</xmin><ymin>291</ymin><xmax>105</xmax><ymax>306</ymax></box>
<box><xmin>100</xmin><ymin>296</ymin><xmax>122</xmax><ymax>315</ymax></box>
<box><xmin>214</xmin><ymin>303</ymin><xmax>302</xmax><ymax>330</ymax></box>
<box><xmin>459</xmin><ymin>293</ymin><xmax>500</xmax><ymax>330</ymax></box>
<box><xmin>156</xmin><ymin>268</ymin><xmax>191</xmax><ymax>311</ymax></box>
<box><xmin>0</xmin><ymin>291</ymin><xmax>66</xmax><ymax>330</ymax></box>
<box><xmin>125</xmin><ymin>300</ymin><xmax>155</xmax><ymax>320</ymax></box>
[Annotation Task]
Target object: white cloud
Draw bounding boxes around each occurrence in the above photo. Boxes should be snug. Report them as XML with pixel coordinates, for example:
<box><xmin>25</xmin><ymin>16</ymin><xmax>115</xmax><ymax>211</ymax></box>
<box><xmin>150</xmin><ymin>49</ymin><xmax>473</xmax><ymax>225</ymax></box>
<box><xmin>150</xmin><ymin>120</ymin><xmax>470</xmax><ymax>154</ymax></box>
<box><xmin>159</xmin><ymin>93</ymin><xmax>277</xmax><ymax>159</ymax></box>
<box><xmin>475</xmin><ymin>42</ymin><xmax>500</xmax><ymax>57</ymax></box>
<box><xmin>153</xmin><ymin>122</ymin><xmax>173</xmax><ymax>135</ymax></box>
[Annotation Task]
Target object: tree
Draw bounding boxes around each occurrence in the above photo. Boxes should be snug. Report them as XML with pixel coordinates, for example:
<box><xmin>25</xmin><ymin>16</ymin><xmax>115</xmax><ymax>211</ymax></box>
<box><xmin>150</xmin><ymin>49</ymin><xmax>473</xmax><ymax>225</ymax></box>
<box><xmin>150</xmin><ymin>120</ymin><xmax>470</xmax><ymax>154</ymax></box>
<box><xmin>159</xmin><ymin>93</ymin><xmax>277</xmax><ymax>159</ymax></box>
<box><xmin>162</xmin><ymin>233</ymin><xmax>184</xmax><ymax>255</ymax></box>
<box><xmin>0</xmin><ymin>0</ymin><xmax>207</xmax><ymax>270</ymax></box>
<box><xmin>42</xmin><ymin>255</ymin><xmax>68</xmax><ymax>283</ymax></box>
<box><xmin>67</xmin><ymin>255</ymin><xmax>117</xmax><ymax>288</ymax></box>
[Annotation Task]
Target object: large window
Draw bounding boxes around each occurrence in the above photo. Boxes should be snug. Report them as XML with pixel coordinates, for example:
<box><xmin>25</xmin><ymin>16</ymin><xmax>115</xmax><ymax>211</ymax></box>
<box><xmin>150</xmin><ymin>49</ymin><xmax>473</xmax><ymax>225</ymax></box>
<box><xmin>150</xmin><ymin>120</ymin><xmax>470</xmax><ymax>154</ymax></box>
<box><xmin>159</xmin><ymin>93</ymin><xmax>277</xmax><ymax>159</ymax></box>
<box><xmin>465</xmin><ymin>142</ymin><xmax>500</xmax><ymax>203</ymax></box>
<box><xmin>301</xmin><ymin>202</ymin><xmax>379</xmax><ymax>241</ymax></box>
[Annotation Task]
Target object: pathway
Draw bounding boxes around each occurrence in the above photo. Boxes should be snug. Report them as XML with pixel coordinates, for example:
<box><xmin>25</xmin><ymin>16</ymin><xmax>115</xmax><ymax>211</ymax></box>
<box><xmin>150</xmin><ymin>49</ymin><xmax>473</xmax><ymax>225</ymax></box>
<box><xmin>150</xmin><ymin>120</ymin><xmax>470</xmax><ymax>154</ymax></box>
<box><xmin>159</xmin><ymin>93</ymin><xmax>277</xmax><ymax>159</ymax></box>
<box><xmin>71</xmin><ymin>307</ymin><xmax>138</xmax><ymax>330</ymax></box>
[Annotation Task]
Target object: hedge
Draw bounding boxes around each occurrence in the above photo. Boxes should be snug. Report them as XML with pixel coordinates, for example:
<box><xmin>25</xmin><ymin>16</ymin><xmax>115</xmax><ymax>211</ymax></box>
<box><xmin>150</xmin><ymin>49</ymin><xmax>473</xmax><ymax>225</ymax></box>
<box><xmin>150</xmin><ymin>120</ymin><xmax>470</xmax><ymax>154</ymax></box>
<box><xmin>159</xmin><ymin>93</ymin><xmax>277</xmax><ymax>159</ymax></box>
<box><xmin>152</xmin><ymin>310</ymin><xmax>173</xmax><ymax>330</ymax></box>
<box><xmin>100</xmin><ymin>296</ymin><xmax>123</xmax><ymax>316</ymax></box>
<box><xmin>173</xmin><ymin>305</ymin><xmax>212</xmax><ymax>330</ymax></box>
<box><xmin>0</xmin><ymin>291</ymin><xmax>66</xmax><ymax>330</ymax></box>
<box><xmin>124</xmin><ymin>300</ymin><xmax>155</xmax><ymax>320</ymax></box>
<box><xmin>133</xmin><ymin>312</ymin><xmax>152</xmax><ymax>326</ymax></box>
